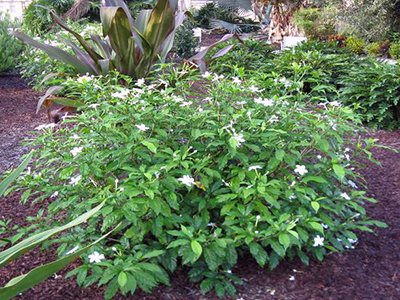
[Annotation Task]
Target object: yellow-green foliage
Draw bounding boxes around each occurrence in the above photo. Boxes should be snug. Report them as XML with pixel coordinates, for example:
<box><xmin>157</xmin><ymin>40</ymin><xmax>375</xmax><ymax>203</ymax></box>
<box><xmin>389</xmin><ymin>43</ymin><xmax>400</xmax><ymax>59</ymax></box>
<box><xmin>345</xmin><ymin>37</ymin><xmax>365</xmax><ymax>54</ymax></box>
<box><xmin>366</xmin><ymin>42</ymin><xmax>380</xmax><ymax>56</ymax></box>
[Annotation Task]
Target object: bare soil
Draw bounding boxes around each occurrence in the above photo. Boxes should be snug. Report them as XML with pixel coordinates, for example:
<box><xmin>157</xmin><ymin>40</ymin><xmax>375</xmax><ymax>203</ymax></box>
<box><xmin>0</xmin><ymin>75</ymin><xmax>399</xmax><ymax>300</ymax></box>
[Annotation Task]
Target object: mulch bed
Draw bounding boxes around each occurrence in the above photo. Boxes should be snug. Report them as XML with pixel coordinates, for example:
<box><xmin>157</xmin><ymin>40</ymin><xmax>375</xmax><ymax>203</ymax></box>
<box><xmin>1</xmin><ymin>75</ymin><xmax>400</xmax><ymax>300</ymax></box>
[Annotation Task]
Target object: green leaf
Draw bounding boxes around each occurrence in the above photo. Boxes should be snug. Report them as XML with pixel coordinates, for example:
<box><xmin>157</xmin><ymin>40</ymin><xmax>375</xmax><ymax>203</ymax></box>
<box><xmin>278</xmin><ymin>232</ymin><xmax>291</xmax><ymax>250</ymax></box>
<box><xmin>333</xmin><ymin>164</ymin><xmax>345</xmax><ymax>180</ymax></box>
<box><xmin>142</xmin><ymin>141</ymin><xmax>157</xmax><ymax>153</ymax></box>
<box><xmin>167</xmin><ymin>239</ymin><xmax>189</xmax><ymax>248</ymax></box>
<box><xmin>275</xmin><ymin>149</ymin><xmax>285</xmax><ymax>161</ymax></box>
<box><xmin>142</xmin><ymin>250</ymin><xmax>165</xmax><ymax>259</ymax></box>
<box><xmin>311</xmin><ymin>201</ymin><xmax>320</xmax><ymax>213</ymax></box>
<box><xmin>191</xmin><ymin>240</ymin><xmax>202</xmax><ymax>257</ymax></box>
<box><xmin>0</xmin><ymin>150</ymin><xmax>33</xmax><ymax>197</ymax></box>
<box><xmin>118</xmin><ymin>271</ymin><xmax>127</xmax><ymax>287</ymax></box>
<box><xmin>308</xmin><ymin>222</ymin><xmax>324</xmax><ymax>233</ymax></box>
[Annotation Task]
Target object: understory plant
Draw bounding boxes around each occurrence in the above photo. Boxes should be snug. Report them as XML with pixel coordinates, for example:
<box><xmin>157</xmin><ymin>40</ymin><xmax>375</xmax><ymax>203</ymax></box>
<box><xmin>389</xmin><ymin>43</ymin><xmax>400</xmax><ymax>60</ymax></box>
<box><xmin>17</xmin><ymin>67</ymin><xmax>386</xmax><ymax>299</ymax></box>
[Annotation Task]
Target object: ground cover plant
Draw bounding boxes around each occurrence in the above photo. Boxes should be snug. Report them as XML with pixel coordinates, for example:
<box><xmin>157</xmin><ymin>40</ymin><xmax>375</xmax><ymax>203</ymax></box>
<box><xmin>11</xmin><ymin>63</ymin><xmax>387</xmax><ymax>299</ymax></box>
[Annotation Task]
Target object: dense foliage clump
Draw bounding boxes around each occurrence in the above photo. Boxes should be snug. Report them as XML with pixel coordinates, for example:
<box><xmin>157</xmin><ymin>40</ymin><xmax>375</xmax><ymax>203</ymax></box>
<box><xmin>0</xmin><ymin>14</ymin><xmax>24</xmax><ymax>73</ymax></box>
<box><xmin>18</xmin><ymin>67</ymin><xmax>385</xmax><ymax>298</ymax></box>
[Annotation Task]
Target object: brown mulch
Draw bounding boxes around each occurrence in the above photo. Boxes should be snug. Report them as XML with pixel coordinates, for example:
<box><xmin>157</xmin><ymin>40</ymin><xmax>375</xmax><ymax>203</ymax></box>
<box><xmin>0</xmin><ymin>75</ymin><xmax>400</xmax><ymax>300</ymax></box>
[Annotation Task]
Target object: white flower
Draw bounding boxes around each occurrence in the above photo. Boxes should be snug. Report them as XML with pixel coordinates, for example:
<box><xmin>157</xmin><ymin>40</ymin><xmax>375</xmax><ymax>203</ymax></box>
<box><xmin>313</xmin><ymin>235</ymin><xmax>324</xmax><ymax>247</ymax></box>
<box><xmin>50</xmin><ymin>191</ymin><xmax>59</xmax><ymax>198</ymax></box>
<box><xmin>207</xmin><ymin>222</ymin><xmax>215</xmax><ymax>227</ymax></box>
<box><xmin>212</xmin><ymin>74</ymin><xmax>224</xmax><ymax>82</ymax></box>
<box><xmin>227</xmin><ymin>270</ymin><xmax>232</xmax><ymax>274</ymax></box>
<box><xmin>88</xmin><ymin>251</ymin><xmax>105</xmax><ymax>263</ymax></box>
<box><xmin>270</xmin><ymin>290</ymin><xmax>276</xmax><ymax>296</ymax></box>
<box><xmin>329</xmin><ymin>101</ymin><xmax>342</xmax><ymax>107</ymax></box>
<box><xmin>341</xmin><ymin>192</ymin><xmax>350</xmax><ymax>200</ymax></box>
<box><xmin>348</xmin><ymin>180</ymin><xmax>358</xmax><ymax>189</ymax></box>
<box><xmin>112</xmin><ymin>247</ymin><xmax>117</xmax><ymax>251</ymax></box>
<box><xmin>112</xmin><ymin>89</ymin><xmax>130</xmax><ymax>99</ymax></box>
<box><xmin>233</xmin><ymin>133</ymin><xmax>245</xmax><ymax>147</ymax></box>
<box><xmin>35</xmin><ymin>123</ymin><xmax>56</xmax><ymax>130</ymax></box>
<box><xmin>256</xmin><ymin>215</ymin><xmax>261</xmax><ymax>220</ymax></box>
<box><xmin>321</xmin><ymin>223</ymin><xmax>329</xmax><ymax>229</ymax></box>
<box><xmin>180</xmin><ymin>101</ymin><xmax>191</xmax><ymax>107</ymax></box>
<box><xmin>294</xmin><ymin>165</ymin><xmax>308</xmax><ymax>176</ymax></box>
<box><xmin>70</xmin><ymin>147</ymin><xmax>83</xmax><ymax>157</ymax></box>
<box><xmin>289</xmin><ymin>194</ymin><xmax>297</xmax><ymax>200</ymax></box>
<box><xmin>66</xmin><ymin>245</ymin><xmax>79</xmax><ymax>255</ymax></box>
<box><xmin>248</xmin><ymin>165</ymin><xmax>262</xmax><ymax>171</ymax></box>
<box><xmin>232</xmin><ymin>77</ymin><xmax>241</xmax><ymax>84</ymax></box>
<box><xmin>202</xmin><ymin>71</ymin><xmax>212</xmax><ymax>79</ymax></box>
<box><xmin>135</xmin><ymin>124</ymin><xmax>149</xmax><ymax>131</ymax></box>
<box><xmin>249</xmin><ymin>85</ymin><xmax>261</xmax><ymax>93</ymax></box>
<box><xmin>254</xmin><ymin>230</ymin><xmax>259</xmax><ymax>234</ymax></box>
<box><xmin>70</xmin><ymin>175</ymin><xmax>82</xmax><ymax>186</ymax></box>
<box><xmin>317</xmin><ymin>155</ymin><xmax>322</xmax><ymax>159</ymax></box>
<box><xmin>289</xmin><ymin>275</ymin><xmax>295</xmax><ymax>281</ymax></box>
<box><xmin>70</xmin><ymin>134</ymin><xmax>80</xmax><ymax>139</ymax></box>
<box><xmin>136</xmin><ymin>78</ymin><xmax>145</xmax><ymax>87</ymax></box>
<box><xmin>269</xmin><ymin>115</ymin><xmax>279</xmax><ymax>123</ymax></box>
<box><xmin>77</xmin><ymin>75</ymin><xmax>93</xmax><ymax>83</ymax></box>
<box><xmin>178</xmin><ymin>175</ymin><xmax>195</xmax><ymax>187</ymax></box>
<box><xmin>88</xmin><ymin>103</ymin><xmax>100</xmax><ymax>108</ymax></box>
<box><xmin>255</xmin><ymin>97</ymin><xmax>274</xmax><ymax>107</ymax></box>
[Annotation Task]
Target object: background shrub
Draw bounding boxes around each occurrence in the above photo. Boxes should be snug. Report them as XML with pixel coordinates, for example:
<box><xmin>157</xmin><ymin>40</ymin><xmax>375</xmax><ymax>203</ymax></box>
<box><xmin>0</xmin><ymin>14</ymin><xmax>24</xmax><ymax>73</ymax></box>
<box><xmin>389</xmin><ymin>43</ymin><xmax>400</xmax><ymax>59</ymax></box>
<box><xmin>22</xmin><ymin>0</ymin><xmax>74</xmax><ymax>36</ymax></box>
<box><xmin>293</xmin><ymin>7</ymin><xmax>336</xmax><ymax>41</ymax></box>
<box><xmin>345</xmin><ymin>36</ymin><xmax>365</xmax><ymax>54</ymax></box>
<box><xmin>366</xmin><ymin>42</ymin><xmax>380</xmax><ymax>56</ymax></box>
<box><xmin>172</xmin><ymin>19</ymin><xmax>199</xmax><ymax>59</ymax></box>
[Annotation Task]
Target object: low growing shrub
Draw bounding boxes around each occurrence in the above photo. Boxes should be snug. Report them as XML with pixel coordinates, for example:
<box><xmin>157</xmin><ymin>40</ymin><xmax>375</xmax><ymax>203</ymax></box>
<box><xmin>366</xmin><ymin>42</ymin><xmax>380</xmax><ymax>56</ymax></box>
<box><xmin>389</xmin><ymin>43</ymin><xmax>400</xmax><ymax>59</ymax></box>
<box><xmin>172</xmin><ymin>19</ymin><xmax>199</xmax><ymax>59</ymax></box>
<box><xmin>18</xmin><ymin>69</ymin><xmax>385</xmax><ymax>299</ymax></box>
<box><xmin>22</xmin><ymin>0</ymin><xmax>74</xmax><ymax>36</ymax></box>
<box><xmin>345</xmin><ymin>36</ymin><xmax>365</xmax><ymax>54</ymax></box>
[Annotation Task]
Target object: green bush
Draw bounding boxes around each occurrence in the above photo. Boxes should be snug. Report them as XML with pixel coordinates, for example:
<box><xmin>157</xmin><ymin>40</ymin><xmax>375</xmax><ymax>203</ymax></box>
<box><xmin>389</xmin><ymin>43</ymin><xmax>400</xmax><ymax>59</ymax></box>
<box><xmin>207</xmin><ymin>38</ymin><xmax>276</xmax><ymax>75</ymax></box>
<box><xmin>173</xmin><ymin>20</ymin><xmax>199</xmax><ymax>59</ymax></box>
<box><xmin>17</xmin><ymin>67</ymin><xmax>385</xmax><ymax>299</ymax></box>
<box><xmin>293</xmin><ymin>7</ymin><xmax>336</xmax><ymax>40</ymax></box>
<box><xmin>345</xmin><ymin>36</ymin><xmax>365</xmax><ymax>54</ymax></box>
<box><xmin>22</xmin><ymin>0</ymin><xmax>74</xmax><ymax>36</ymax></box>
<box><xmin>0</xmin><ymin>14</ymin><xmax>23</xmax><ymax>73</ymax></box>
<box><xmin>366</xmin><ymin>42</ymin><xmax>380</xmax><ymax>56</ymax></box>
<box><xmin>339</xmin><ymin>60</ymin><xmax>400</xmax><ymax>129</ymax></box>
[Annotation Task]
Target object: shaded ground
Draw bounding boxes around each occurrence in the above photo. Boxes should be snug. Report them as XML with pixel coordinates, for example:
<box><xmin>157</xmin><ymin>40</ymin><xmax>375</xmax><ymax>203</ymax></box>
<box><xmin>0</xmin><ymin>75</ymin><xmax>399</xmax><ymax>300</ymax></box>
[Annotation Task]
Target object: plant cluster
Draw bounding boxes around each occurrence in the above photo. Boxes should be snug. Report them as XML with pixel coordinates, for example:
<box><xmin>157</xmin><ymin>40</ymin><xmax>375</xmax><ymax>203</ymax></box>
<box><xmin>22</xmin><ymin>0</ymin><xmax>74</xmax><ymax>36</ymax></box>
<box><xmin>0</xmin><ymin>14</ymin><xmax>24</xmax><ymax>73</ymax></box>
<box><xmin>344</xmin><ymin>36</ymin><xmax>365</xmax><ymax>55</ymax></box>
<box><xmin>16</xmin><ymin>65</ymin><xmax>386</xmax><ymax>298</ymax></box>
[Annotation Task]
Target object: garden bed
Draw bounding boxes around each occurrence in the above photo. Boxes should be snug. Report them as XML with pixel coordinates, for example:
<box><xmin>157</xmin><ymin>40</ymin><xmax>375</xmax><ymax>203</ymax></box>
<box><xmin>1</xmin><ymin>75</ymin><xmax>399</xmax><ymax>299</ymax></box>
